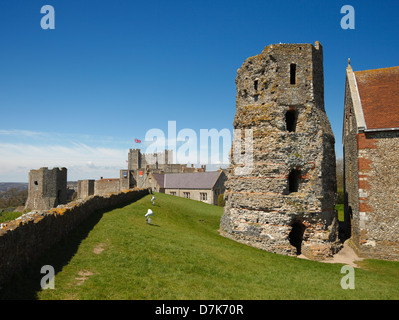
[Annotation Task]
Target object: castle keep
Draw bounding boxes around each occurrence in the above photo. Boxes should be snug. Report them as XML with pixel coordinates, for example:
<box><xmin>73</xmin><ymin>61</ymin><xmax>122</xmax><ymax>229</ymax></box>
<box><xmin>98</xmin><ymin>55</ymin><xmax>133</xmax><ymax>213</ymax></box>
<box><xmin>220</xmin><ymin>42</ymin><xmax>339</xmax><ymax>260</ymax></box>
<box><xmin>76</xmin><ymin>148</ymin><xmax>209</xmax><ymax>199</ymax></box>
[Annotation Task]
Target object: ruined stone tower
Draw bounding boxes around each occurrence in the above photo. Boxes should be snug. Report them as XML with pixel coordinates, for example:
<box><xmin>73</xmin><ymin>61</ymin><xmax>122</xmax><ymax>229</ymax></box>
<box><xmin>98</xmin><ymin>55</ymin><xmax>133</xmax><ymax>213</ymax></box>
<box><xmin>220</xmin><ymin>42</ymin><xmax>339</xmax><ymax>260</ymax></box>
<box><xmin>25</xmin><ymin>167</ymin><xmax>67</xmax><ymax>211</ymax></box>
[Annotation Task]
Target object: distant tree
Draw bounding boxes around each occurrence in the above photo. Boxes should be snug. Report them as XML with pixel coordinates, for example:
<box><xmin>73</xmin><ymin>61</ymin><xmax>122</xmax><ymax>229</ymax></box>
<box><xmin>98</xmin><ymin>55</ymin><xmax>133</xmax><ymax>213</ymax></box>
<box><xmin>0</xmin><ymin>188</ymin><xmax>28</xmax><ymax>208</ymax></box>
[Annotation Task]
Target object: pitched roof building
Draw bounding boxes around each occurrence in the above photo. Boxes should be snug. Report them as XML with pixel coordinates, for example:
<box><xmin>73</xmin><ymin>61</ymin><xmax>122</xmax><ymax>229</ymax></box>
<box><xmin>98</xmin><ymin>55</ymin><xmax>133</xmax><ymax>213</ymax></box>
<box><xmin>343</xmin><ymin>63</ymin><xmax>399</xmax><ymax>260</ymax></box>
<box><xmin>354</xmin><ymin>66</ymin><xmax>399</xmax><ymax>130</ymax></box>
<box><xmin>149</xmin><ymin>171</ymin><xmax>227</xmax><ymax>205</ymax></box>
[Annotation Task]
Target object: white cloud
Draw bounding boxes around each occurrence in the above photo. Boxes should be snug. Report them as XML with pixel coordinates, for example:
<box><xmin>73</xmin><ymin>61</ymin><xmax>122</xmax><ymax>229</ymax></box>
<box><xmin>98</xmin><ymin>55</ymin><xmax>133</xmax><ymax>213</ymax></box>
<box><xmin>0</xmin><ymin>129</ymin><xmax>45</xmax><ymax>137</ymax></box>
<box><xmin>0</xmin><ymin>142</ymin><xmax>128</xmax><ymax>182</ymax></box>
<box><xmin>0</xmin><ymin>126</ymin><xmax>232</xmax><ymax>182</ymax></box>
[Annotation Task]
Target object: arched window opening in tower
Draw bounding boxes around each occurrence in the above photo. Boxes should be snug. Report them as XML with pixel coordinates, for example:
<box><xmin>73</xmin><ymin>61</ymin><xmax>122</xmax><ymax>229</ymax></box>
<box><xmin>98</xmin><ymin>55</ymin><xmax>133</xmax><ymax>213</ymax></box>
<box><xmin>285</xmin><ymin>109</ymin><xmax>297</xmax><ymax>132</ymax></box>
<box><xmin>288</xmin><ymin>169</ymin><xmax>301</xmax><ymax>193</ymax></box>
<box><xmin>290</xmin><ymin>63</ymin><xmax>296</xmax><ymax>85</ymax></box>
<box><xmin>254</xmin><ymin>80</ymin><xmax>258</xmax><ymax>91</ymax></box>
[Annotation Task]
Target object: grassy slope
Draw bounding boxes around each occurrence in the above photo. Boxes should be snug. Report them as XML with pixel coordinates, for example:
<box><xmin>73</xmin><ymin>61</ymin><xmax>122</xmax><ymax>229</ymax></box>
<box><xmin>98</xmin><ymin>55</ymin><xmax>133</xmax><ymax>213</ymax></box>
<box><xmin>0</xmin><ymin>211</ymin><xmax>22</xmax><ymax>223</ymax></box>
<box><xmin>2</xmin><ymin>193</ymin><xmax>399</xmax><ymax>300</ymax></box>
<box><xmin>335</xmin><ymin>204</ymin><xmax>344</xmax><ymax>221</ymax></box>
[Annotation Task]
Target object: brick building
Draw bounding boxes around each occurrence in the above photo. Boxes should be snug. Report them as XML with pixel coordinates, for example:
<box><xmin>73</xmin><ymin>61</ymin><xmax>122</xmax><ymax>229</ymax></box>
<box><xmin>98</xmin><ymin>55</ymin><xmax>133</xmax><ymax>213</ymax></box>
<box><xmin>343</xmin><ymin>63</ymin><xmax>399</xmax><ymax>260</ymax></box>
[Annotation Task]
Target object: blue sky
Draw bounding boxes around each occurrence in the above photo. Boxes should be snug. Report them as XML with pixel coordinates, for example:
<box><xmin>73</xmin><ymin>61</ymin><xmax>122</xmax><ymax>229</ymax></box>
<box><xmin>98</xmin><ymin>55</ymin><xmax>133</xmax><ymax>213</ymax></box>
<box><xmin>0</xmin><ymin>0</ymin><xmax>398</xmax><ymax>182</ymax></box>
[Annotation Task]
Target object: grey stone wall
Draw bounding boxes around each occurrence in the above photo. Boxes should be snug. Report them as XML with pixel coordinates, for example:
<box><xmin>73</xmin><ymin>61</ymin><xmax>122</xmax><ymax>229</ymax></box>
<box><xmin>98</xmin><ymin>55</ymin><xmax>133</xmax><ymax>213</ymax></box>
<box><xmin>362</xmin><ymin>132</ymin><xmax>399</xmax><ymax>260</ymax></box>
<box><xmin>128</xmin><ymin>149</ymin><xmax>187</xmax><ymax>176</ymax></box>
<box><xmin>128</xmin><ymin>149</ymin><xmax>142</xmax><ymax>170</ymax></box>
<box><xmin>347</xmin><ymin>131</ymin><xmax>399</xmax><ymax>260</ymax></box>
<box><xmin>0</xmin><ymin>188</ymin><xmax>149</xmax><ymax>287</ymax></box>
<box><xmin>120</xmin><ymin>170</ymin><xmax>136</xmax><ymax>190</ymax></box>
<box><xmin>94</xmin><ymin>179</ymin><xmax>120</xmax><ymax>195</ymax></box>
<box><xmin>77</xmin><ymin>179</ymin><xmax>95</xmax><ymax>199</ymax></box>
<box><xmin>343</xmin><ymin>74</ymin><xmax>360</xmax><ymax>243</ymax></box>
<box><xmin>220</xmin><ymin>42</ymin><xmax>339</xmax><ymax>260</ymax></box>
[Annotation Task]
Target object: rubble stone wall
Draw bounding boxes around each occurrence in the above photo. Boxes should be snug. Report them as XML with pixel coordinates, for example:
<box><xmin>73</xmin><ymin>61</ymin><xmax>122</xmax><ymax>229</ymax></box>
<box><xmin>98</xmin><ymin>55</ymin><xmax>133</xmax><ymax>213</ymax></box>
<box><xmin>342</xmin><ymin>73</ymin><xmax>360</xmax><ymax>242</ymax></box>
<box><xmin>0</xmin><ymin>188</ymin><xmax>149</xmax><ymax>286</ymax></box>
<box><xmin>220</xmin><ymin>42</ymin><xmax>339</xmax><ymax>260</ymax></box>
<box><xmin>350</xmin><ymin>132</ymin><xmax>399</xmax><ymax>260</ymax></box>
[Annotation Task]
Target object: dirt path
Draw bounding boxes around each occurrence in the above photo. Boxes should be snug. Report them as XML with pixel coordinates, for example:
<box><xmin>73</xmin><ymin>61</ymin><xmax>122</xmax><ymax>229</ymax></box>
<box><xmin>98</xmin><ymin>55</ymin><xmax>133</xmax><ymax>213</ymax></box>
<box><xmin>298</xmin><ymin>241</ymin><xmax>364</xmax><ymax>268</ymax></box>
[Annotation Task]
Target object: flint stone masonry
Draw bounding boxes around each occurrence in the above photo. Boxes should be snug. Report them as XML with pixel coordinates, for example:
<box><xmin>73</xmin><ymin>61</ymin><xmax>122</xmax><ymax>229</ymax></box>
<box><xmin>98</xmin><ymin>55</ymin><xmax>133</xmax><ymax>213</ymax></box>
<box><xmin>354</xmin><ymin>132</ymin><xmax>399</xmax><ymax>260</ymax></box>
<box><xmin>220</xmin><ymin>42</ymin><xmax>340</xmax><ymax>260</ymax></box>
<box><xmin>0</xmin><ymin>188</ymin><xmax>149</xmax><ymax>287</ymax></box>
<box><xmin>343</xmin><ymin>65</ymin><xmax>399</xmax><ymax>261</ymax></box>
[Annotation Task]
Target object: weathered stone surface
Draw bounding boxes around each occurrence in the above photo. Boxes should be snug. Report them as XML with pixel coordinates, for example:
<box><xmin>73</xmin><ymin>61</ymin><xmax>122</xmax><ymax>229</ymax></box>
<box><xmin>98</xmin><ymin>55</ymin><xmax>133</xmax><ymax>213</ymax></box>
<box><xmin>343</xmin><ymin>65</ymin><xmax>399</xmax><ymax>261</ymax></box>
<box><xmin>0</xmin><ymin>188</ymin><xmax>150</xmax><ymax>287</ymax></box>
<box><xmin>220</xmin><ymin>42</ymin><xmax>339</xmax><ymax>260</ymax></box>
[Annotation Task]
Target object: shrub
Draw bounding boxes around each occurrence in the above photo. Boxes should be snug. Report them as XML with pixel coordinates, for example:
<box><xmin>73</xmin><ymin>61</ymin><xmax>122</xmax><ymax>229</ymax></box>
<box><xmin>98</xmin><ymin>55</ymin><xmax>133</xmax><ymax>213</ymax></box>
<box><xmin>217</xmin><ymin>194</ymin><xmax>225</xmax><ymax>207</ymax></box>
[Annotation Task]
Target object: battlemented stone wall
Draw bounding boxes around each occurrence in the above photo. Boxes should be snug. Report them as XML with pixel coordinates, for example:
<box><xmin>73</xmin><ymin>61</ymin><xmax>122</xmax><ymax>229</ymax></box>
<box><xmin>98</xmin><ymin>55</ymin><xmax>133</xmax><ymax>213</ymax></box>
<box><xmin>220</xmin><ymin>42</ymin><xmax>339</xmax><ymax>260</ymax></box>
<box><xmin>0</xmin><ymin>188</ymin><xmax>149</xmax><ymax>286</ymax></box>
<box><xmin>128</xmin><ymin>149</ymin><xmax>173</xmax><ymax>170</ymax></box>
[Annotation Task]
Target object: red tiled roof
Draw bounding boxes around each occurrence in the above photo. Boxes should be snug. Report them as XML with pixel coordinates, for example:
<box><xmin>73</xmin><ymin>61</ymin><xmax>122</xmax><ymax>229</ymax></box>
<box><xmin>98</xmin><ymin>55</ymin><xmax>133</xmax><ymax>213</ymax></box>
<box><xmin>355</xmin><ymin>66</ymin><xmax>399</xmax><ymax>129</ymax></box>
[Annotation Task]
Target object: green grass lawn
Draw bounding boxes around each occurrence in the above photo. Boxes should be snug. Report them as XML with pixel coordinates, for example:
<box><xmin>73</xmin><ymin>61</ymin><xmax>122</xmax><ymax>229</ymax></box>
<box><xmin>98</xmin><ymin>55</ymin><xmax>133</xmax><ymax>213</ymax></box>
<box><xmin>0</xmin><ymin>210</ymin><xmax>22</xmax><ymax>223</ymax></box>
<box><xmin>2</xmin><ymin>193</ymin><xmax>399</xmax><ymax>300</ymax></box>
<box><xmin>335</xmin><ymin>203</ymin><xmax>344</xmax><ymax>221</ymax></box>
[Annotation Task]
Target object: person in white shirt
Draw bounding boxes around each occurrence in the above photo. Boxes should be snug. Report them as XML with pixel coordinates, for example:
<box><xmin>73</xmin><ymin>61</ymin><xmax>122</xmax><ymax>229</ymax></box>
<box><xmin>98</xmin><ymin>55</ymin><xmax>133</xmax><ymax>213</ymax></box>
<box><xmin>145</xmin><ymin>209</ymin><xmax>154</xmax><ymax>224</ymax></box>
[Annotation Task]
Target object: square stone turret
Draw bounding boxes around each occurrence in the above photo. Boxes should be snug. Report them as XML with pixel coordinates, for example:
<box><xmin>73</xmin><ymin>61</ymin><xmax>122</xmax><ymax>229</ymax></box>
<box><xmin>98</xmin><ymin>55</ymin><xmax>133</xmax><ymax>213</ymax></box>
<box><xmin>24</xmin><ymin>167</ymin><xmax>67</xmax><ymax>211</ymax></box>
